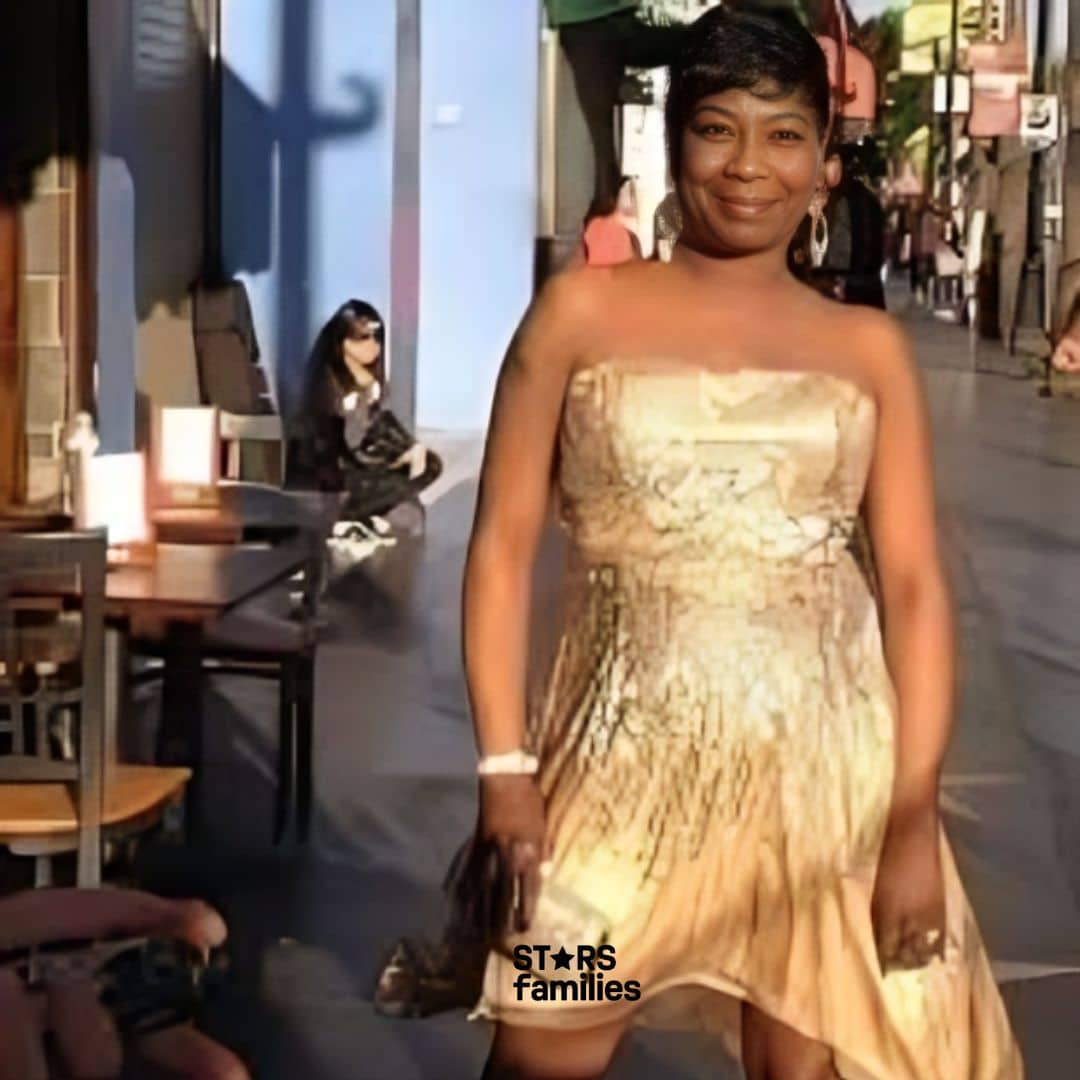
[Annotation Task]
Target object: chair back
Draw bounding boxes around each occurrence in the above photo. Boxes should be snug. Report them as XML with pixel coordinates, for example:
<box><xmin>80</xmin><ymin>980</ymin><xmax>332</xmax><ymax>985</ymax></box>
<box><xmin>0</xmin><ymin>529</ymin><xmax>107</xmax><ymax>885</ymax></box>
<box><xmin>192</xmin><ymin>281</ymin><xmax>274</xmax><ymax>416</ymax></box>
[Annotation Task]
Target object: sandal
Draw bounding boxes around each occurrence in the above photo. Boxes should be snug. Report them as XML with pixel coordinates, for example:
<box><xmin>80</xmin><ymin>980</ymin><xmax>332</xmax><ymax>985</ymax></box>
<box><xmin>373</xmin><ymin>936</ymin><xmax>487</xmax><ymax>1019</ymax></box>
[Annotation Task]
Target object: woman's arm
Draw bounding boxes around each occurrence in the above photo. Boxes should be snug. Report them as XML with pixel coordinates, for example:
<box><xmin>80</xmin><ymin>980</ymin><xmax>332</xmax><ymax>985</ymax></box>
<box><xmin>462</xmin><ymin>274</ymin><xmax>583</xmax><ymax>757</ymax></box>
<box><xmin>863</xmin><ymin>316</ymin><xmax>955</xmax><ymax>814</ymax></box>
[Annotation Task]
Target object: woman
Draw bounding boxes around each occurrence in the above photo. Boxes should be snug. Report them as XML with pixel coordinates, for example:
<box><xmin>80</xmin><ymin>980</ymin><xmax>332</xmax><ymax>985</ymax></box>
<box><xmin>459</xmin><ymin>6</ymin><xmax>1022</xmax><ymax>1078</ymax></box>
<box><xmin>570</xmin><ymin>177</ymin><xmax>643</xmax><ymax>268</ymax></box>
<box><xmin>285</xmin><ymin>300</ymin><xmax>442</xmax><ymax>524</ymax></box>
<box><xmin>909</xmin><ymin>199</ymin><xmax>940</xmax><ymax>307</ymax></box>
<box><xmin>809</xmin><ymin>143</ymin><xmax>887</xmax><ymax>309</ymax></box>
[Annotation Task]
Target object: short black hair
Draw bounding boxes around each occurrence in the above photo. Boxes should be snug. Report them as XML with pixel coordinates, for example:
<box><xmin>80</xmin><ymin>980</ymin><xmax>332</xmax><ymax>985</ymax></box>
<box><xmin>665</xmin><ymin>2</ymin><xmax>831</xmax><ymax>179</ymax></box>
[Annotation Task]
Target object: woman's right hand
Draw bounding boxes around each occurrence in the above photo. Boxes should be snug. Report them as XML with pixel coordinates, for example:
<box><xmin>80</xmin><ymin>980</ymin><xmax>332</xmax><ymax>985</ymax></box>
<box><xmin>479</xmin><ymin>774</ymin><xmax>548</xmax><ymax>933</ymax></box>
<box><xmin>0</xmin><ymin>889</ymin><xmax>247</xmax><ymax>1080</ymax></box>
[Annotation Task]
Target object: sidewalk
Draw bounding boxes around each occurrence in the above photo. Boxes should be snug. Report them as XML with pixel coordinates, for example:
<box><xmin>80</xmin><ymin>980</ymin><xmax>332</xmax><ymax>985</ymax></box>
<box><xmin>898</xmin><ymin>296</ymin><xmax>1080</xmax><ymax>1075</ymax></box>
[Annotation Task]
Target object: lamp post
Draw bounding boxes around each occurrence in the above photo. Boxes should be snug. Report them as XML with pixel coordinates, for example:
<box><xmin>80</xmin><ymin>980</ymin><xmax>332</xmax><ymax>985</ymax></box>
<box><xmin>944</xmin><ymin>0</ymin><xmax>959</xmax><ymax>203</ymax></box>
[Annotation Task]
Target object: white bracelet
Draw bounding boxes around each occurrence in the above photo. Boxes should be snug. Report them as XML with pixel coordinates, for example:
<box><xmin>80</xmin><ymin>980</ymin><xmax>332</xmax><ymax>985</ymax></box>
<box><xmin>477</xmin><ymin>750</ymin><xmax>539</xmax><ymax>776</ymax></box>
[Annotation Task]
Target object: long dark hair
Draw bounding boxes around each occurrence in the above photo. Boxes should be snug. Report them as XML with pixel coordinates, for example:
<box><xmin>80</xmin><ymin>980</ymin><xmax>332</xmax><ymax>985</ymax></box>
<box><xmin>300</xmin><ymin>299</ymin><xmax>387</xmax><ymax>415</ymax></box>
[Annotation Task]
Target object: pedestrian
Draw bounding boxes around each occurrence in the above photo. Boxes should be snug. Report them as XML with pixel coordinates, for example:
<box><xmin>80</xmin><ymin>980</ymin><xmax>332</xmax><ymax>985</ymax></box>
<box><xmin>447</xmin><ymin>6</ymin><xmax>1021</xmax><ymax>1077</ymax></box>
<box><xmin>810</xmin><ymin>143</ymin><xmax>887</xmax><ymax>308</ymax></box>
<box><xmin>568</xmin><ymin>176</ymin><xmax>643</xmax><ymax>267</ymax></box>
<box><xmin>910</xmin><ymin>198</ymin><xmax>940</xmax><ymax>306</ymax></box>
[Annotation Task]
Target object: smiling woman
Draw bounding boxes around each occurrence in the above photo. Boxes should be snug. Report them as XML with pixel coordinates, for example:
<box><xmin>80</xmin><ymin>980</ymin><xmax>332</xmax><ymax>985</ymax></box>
<box><xmin>665</xmin><ymin>3</ymin><xmax>837</xmax><ymax>262</ymax></box>
<box><xmin>434</xmin><ymin>5</ymin><xmax>1026</xmax><ymax>1078</ymax></box>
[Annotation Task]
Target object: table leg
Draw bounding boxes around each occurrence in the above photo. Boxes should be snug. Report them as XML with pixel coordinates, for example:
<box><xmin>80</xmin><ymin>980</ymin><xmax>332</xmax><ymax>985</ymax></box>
<box><xmin>296</xmin><ymin>654</ymin><xmax>315</xmax><ymax>842</ymax></box>
<box><xmin>157</xmin><ymin>621</ymin><xmax>205</xmax><ymax>833</ymax></box>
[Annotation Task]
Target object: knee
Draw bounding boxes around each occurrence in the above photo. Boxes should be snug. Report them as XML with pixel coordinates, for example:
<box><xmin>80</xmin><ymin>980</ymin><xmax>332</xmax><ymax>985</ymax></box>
<box><xmin>487</xmin><ymin>1022</ymin><xmax>623</xmax><ymax>1080</ymax></box>
<box><xmin>762</xmin><ymin>1053</ymin><xmax>838</xmax><ymax>1080</ymax></box>
<box><xmin>742</xmin><ymin>1005</ymin><xmax>838</xmax><ymax>1080</ymax></box>
<box><xmin>195</xmin><ymin>1047</ymin><xmax>251</xmax><ymax>1080</ymax></box>
<box><xmin>486</xmin><ymin>1058</ymin><xmax>608</xmax><ymax>1080</ymax></box>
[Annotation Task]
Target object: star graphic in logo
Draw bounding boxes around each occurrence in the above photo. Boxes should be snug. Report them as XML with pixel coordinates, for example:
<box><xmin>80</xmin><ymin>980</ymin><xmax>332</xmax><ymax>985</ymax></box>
<box><xmin>552</xmin><ymin>946</ymin><xmax>574</xmax><ymax>970</ymax></box>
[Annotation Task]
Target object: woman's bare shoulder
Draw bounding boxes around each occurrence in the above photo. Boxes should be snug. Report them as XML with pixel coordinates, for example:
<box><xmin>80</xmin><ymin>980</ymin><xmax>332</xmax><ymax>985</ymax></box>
<box><xmin>537</xmin><ymin>264</ymin><xmax>618</xmax><ymax>318</ymax></box>
<box><xmin>506</xmin><ymin>268</ymin><xmax>618</xmax><ymax>383</ymax></box>
<box><xmin>783</xmin><ymin>288</ymin><xmax>917</xmax><ymax>406</ymax></box>
<box><xmin>841</xmin><ymin>304</ymin><xmax>913</xmax><ymax>366</ymax></box>
<box><xmin>829</xmin><ymin>303</ymin><xmax>920</xmax><ymax>404</ymax></box>
<box><xmin>520</xmin><ymin>264</ymin><xmax>649</xmax><ymax>354</ymax></box>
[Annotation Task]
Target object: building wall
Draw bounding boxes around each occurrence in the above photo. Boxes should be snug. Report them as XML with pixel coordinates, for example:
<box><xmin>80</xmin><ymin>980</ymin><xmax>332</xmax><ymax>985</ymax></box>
<box><xmin>10</xmin><ymin>1</ymin><xmax>90</xmax><ymax>502</ymax></box>
<box><xmin>221</xmin><ymin>0</ymin><xmax>392</xmax><ymax>414</ymax></box>
<box><xmin>416</xmin><ymin>0</ymin><xmax>540</xmax><ymax>431</ymax></box>
<box><xmin>132</xmin><ymin>0</ymin><xmax>205</xmax><ymax>411</ymax></box>
<box><xmin>89</xmin><ymin>0</ymin><xmax>138</xmax><ymax>452</ymax></box>
<box><xmin>217</xmin><ymin>0</ymin><xmax>540</xmax><ymax>430</ymax></box>
<box><xmin>88</xmin><ymin>0</ymin><xmax>207</xmax><ymax>453</ymax></box>
<box><xmin>86</xmin><ymin>0</ymin><xmax>540</xmax><ymax>446</ymax></box>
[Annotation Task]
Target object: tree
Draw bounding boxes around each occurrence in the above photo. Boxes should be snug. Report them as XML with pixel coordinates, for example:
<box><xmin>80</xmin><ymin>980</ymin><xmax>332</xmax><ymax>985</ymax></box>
<box><xmin>862</xmin><ymin>5</ymin><xmax>928</xmax><ymax>161</ymax></box>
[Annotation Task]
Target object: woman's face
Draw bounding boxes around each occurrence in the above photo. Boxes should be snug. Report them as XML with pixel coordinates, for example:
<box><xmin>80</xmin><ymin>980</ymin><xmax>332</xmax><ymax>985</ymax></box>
<box><xmin>341</xmin><ymin>318</ymin><xmax>382</xmax><ymax>376</ymax></box>
<box><xmin>676</xmin><ymin>84</ymin><xmax>830</xmax><ymax>258</ymax></box>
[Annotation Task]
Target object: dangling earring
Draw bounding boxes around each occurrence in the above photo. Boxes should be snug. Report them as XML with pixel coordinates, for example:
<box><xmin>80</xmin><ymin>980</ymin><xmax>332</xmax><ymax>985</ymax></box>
<box><xmin>657</xmin><ymin>190</ymin><xmax>683</xmax><ymax>242</ymax></box>
<box><xmin>809</xmin><ymin>201</ymin><xmax>829</xmax><ymax>268</ymax></box>
<box><xmin>654</xmin><ymin>189</ymin><xmax>684</xmax><ymax>262</ymax></box>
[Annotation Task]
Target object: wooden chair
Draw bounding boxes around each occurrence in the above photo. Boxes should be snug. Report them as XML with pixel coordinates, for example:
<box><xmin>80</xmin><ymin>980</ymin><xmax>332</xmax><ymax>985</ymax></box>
<box><xmin>0</xmin><ymin>530</ymin><xmax>189</xmax><ymax>887</ymax></box>
<box><xmin>192</xmin><ymin>281</ymin><xmax>284</xmax><ymax>484</ymax></box>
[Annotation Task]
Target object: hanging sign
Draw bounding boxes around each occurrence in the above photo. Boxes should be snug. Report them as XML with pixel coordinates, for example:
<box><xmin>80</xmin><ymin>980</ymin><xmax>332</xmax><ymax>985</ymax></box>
<box><xmin>1019</xmin><ymin>93</ymin><xmax>1059</xmax><ymax>148</ymax></box>
<box><xmin>933</xmin><ymin>73</ymin><xmax>972</xmax><ymax>114</ymax></box>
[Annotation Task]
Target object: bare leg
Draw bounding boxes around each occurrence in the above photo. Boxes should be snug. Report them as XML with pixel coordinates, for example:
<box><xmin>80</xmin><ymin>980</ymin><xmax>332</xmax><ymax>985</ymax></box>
<box><xmin>741</xmin><ymin>1002</ymin><xmax>840</xmax><ymax>1080</ymax></box>
<box><xmin>482</xmin><ymin>1018</ymin><xmax>629</xmax><ymax>1080</ymax></box>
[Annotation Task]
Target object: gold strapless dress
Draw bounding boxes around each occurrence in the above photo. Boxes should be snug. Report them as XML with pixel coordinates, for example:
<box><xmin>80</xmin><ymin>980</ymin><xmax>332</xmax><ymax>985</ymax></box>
<box><xmin>470</xmin><ymin>362</ymin><xmax>1023</xmax><ymax>1079</ymax></box>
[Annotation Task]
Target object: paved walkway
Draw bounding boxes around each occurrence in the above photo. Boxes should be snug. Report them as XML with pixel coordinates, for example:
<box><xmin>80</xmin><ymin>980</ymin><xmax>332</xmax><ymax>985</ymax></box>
<box><xmin>135</xmin><ymin>296</ymin><xmax>1080</xmax><ymax>1078</ymax></box>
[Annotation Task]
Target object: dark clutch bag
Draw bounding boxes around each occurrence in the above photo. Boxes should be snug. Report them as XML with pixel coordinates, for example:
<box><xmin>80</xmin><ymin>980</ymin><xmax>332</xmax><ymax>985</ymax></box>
<box><xmin>443</xmin><ymin>833</ymin><xmax>514</xmax><ymax>947</ymax></box>
<box><xmin>442</xmin><ymin>833</ymin><xmax>613</xmax><ymax>961</ymax></box>
<box><xmin>355</xmin><ymin>408</ymin><xmax>415</xmax><ymax>466</ymax></box>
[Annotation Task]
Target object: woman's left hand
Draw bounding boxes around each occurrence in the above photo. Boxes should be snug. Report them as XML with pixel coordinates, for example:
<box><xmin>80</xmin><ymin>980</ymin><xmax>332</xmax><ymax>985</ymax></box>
<box><xmin>408</xmin><ymin>444</ymin><xmax>429</xmax><ymax>479</ymax></box>
<box><xmin>392</xmin><ymin>443</ymin><xmax>428</xmax><ymax>480</ymax></box>
<box><xmin>870</xmin><ymin>801</ymin><xmax>945</xmax><ymax>975</ymax></box>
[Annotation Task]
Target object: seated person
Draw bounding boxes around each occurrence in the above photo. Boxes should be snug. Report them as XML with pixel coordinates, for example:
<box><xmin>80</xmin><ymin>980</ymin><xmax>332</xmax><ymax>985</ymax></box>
<box><xmin>285</xmin><ymin>300</ymin><xmax>442</xmax><ymax>526</ymax></box>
